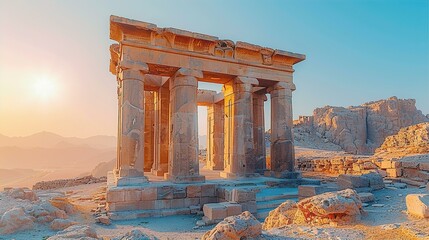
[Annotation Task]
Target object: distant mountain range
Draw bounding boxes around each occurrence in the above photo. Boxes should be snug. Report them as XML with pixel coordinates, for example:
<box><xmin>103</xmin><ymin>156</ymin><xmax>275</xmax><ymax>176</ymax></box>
<box><xmin>0</xmin><ymin>131</ymin><xmax>116</xmax><ymax>149</ymax></box>
<box><xmin>0</xmin><ymin>131</ymin><xmax>116</xmax><ymax>189</ymax></box>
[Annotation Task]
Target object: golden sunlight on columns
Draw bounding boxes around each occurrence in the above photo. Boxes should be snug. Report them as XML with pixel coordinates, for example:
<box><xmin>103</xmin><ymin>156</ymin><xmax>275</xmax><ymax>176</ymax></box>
<box><xmin>167</xmin><ymin>68</ymin><xmax>205</xmax><ymax>183</ymax></box>
<box><xmin>253</xmin><ymin>91</ymin><xmax>267</xmax><ymax>173</ymax></box>
<box><xmin>144</xmin><ymin>91</ymin><xmax>155</xmax><ymax>172</ymax></box>
<box><xmin>114</xmin><ymin>63</ymin><xmax>149</xmax><ymax>185</ymax></box>
<box><xmin>152</xmin><ymin>83</ymin><xmax>170</xmax><ymax>176</ymax></box>
<box><xmin>221</xmin><ymin>76</ymin><xmax>259</xmax><ymax>178</ymax></box>
<box><xmin>206</xmin><ymin>100</ymin><xmax>225</xmax><ymax>171</ymax></box>
<box><xmin>267</xmin><ymin>82</ymin><xmax>299</xmax><ymax>179</ymax></box>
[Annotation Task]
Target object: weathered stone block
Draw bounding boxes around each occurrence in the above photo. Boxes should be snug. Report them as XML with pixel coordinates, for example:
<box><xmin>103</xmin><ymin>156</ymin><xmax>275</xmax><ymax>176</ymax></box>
<box><xmin>171</xmin><ymin>198</ymin><xmax>186</xmax><ymax>208</ymax></box>
<box><xmin>124</xmin><ymin>190</ymin><xmax>141</xmax><ymax>202</ymax></box>
<box><xmin>402</xmin><ymin>161</ymin><xmax>420</xmax><ymax>169</ymax></box>
<box><xmin>155</xmin><ymin>200</ymin><xmax>171</xmax><ymax>209</ymax></box>
<box><xmin>157</xmin><ymin>186</ymin><xmax>173</xmax><ymax>200</ymax></box>
<box><xmin>184</xmin><ymin>198</ymin><xmax>200</xmax><ymax>207</ymax></box>
<box><xmin>230</xmin><ymin>189</ymin><xmax>256</xmax><ymax>203</ymax></box>
<box><xmin>139</xmin><ymin>200</ymin><xmax>156</xmax><ymax>210</ymax></box>
<box><xmin>241</xmin><ymin>201</ymin><xmax>257</xmax><ymax>213</ymax></box>
<box><xmin>203</xmin><ymin>203</ymin><xmax>227</xmax><ymax>220</ymax></box>
<box><xmin>358</xmin><ymin>192</ymin><xmax>375</xmax><ymax>203</ymax></box>
<box><xmin>108</xmin><ymin>201</ymin><xmax>139</xmax><ymax>211</ymax></box>
<box><xmin>201</xmin><ymin>184</ymin><xmax>216</xmax><ymax>197</ymax></box>
<box><xmin>187</xmin><ymin>185</ymin><xmax>201</xmax><ymax>198</ymax></box>
<box><xmin>201</xmin><ymin>197</ymin><xmax>218</xmax><ymax>206</ymax></box>
<box><xmin>386</xmin><ymin>168</ymin><xmax>402</xmax><ymax>177</ymax></box>
<box><xmin>380</xmin><ymin>161</ymin><xmax>392</xmax><ymax>169</ymax></box>
<box><xmin>298</xmin><ymin>185</ymin><xmax>335</xmax><ymax>198</ymax></box>
<box><xmin>107</xmin><ymin>190</ymin><xmax>125</xmax><ymax>203</ymax></box>
<box><xmin>363</xmin><ymin>173</ymin><xmax>385</xmax><ymax>190</ymax></box>
<box><xmin>173</xmin><ymin>187</ymin><xmax>186</xmax><ymax>199</ymax></box>
<box><xmin>403</xmin><ymin>168</ymin><xmax>420</xmax><ymax>178</ymax></box>
<box><xmin>337</xmin><ymin>174</ymin><xmax>370</xmax><ymax>189</ymax></box>
<box><xmin>418</xmin><ymin>171</ymin><xmax>429</xmax><ymax>180</ymax></box>
<box><xmin>420</xmin><ymin>163</ymin><xmax>429</xmax><ymax>171</ymax></box>
<box><xmin>141</xmin><ymin>187</ymin><xmax>157</xmax><ymax>201</ymax></box>
<box><xmin>221</xmin><ymin>202</ymin><xmax>242</xmax><ymax>216</ymax></box>
<box><xmin>406</xmin><ymin>194</ymin><xmax>429</xmax><ymax>218</ymax></box>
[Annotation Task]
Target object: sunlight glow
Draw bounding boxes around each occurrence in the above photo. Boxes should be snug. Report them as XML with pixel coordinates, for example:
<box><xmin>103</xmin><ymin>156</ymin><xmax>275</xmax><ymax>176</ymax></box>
<box><xmin>33</xmin><ymin>76</ymin><xmax>57</xmax><ymax>100</ymax></box>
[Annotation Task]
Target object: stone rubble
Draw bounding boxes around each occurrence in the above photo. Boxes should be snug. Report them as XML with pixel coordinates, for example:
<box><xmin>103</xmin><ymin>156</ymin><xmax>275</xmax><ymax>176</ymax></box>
<box><xmin>33</xmin><ymin>175</ymin><xmax>107</xmax><ymax>190</ymax></box>
<box><xmin>406</xmin><ymin>194</ymin><xmax>429</xmax><ymax>218</ymax></box>
<box><xmin>47</xmin><ymin>224</ymin><xmax>98</xmax><ymax>240</ymax></box>
<box><xmin>0</xmin><ymin>207</ymin><xmax>34</xmax><ymax>234</ymax></box>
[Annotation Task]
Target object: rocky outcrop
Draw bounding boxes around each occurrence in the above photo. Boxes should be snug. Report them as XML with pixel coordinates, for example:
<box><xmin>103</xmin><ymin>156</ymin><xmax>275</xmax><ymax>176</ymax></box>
<box><xmin>32</xmin><ymin>175</ymin><xmax>106</xmax><ymax>190</ymax></box>
<box><xmin>263</xmin><ymin>200</ymin><xmax>296</xmax><ymax>230</ymax></box>
<box><xmin>0</xmin><ymin>207</ymin><xmax>34</xmax><ymax>234</ymax></box>
<box><xmin>294</xmin><ymin>189</ymin><xmax>363</xmax><ymax>225</ymax></box>
<box><xmin>311</xmin><ymin>97</ymin><xmax>428</xmax><ymax>154</ymax></box>
<box><xmin>5</xmin><ymin>188</ymin><xmax>38</xmax><ymax>201</ymax></box>
<box><xmin>375</xmin><ymin>122</ymin><xmax>429</xmax><ymax>157</ymax></box>
<box><xmin>202</xmin><ymin>211</ymin><xmax>262</xmax><ymax>240</ymax></box>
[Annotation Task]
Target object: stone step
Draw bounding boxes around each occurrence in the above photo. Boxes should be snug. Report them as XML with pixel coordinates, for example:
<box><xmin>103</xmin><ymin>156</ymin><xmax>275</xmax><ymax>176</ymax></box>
<box><xmin>255</xmin><ymin>207</ymin><xmax>275</xmax><ymax>220</ymax></box>
<box><xmin>256</xmin><ymin>193</ymin><xmax>298</xmax><ymax>202</ymax></box>
<box><xmin>108</xmin><ymin>207</ymin><xmax>193</xmax><ymax>220</ymax></box>
<box><xmin>256</xmin><ymin>199</ymin><xmax>289</xmax><ymax>210</ymax></box>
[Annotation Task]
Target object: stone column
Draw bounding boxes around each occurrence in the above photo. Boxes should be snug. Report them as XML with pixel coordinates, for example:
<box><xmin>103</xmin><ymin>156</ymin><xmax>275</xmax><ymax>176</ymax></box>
<box><xmin>267</xmin><ymin>82</ymin><xmax>299</xmax><ymax>178</ymax></box>
<box><xmin>206</xmin><ymin>100</ymin><xmax>224</xmax><ymax>171</ymax></box>
<box><xmin>167</xmin><ymin>68</ymin><xmax>205</xmax><ymax>183</ymax></box>
<box><xmin>152</xmin><ymin>83</ymin><xmax>170</xmax><ymax>176</ymax></box>
<box><xmin>144</xmin><ymin>91</ymin><xmax>155</xmax><ymax>172</ymax></box>
<box><xmin>115</xmin><ymin>64</ymin><xmax>149</xmax><ymax>185</ymax></box>
<box><xmin>221</xmin><ymin>76</ymin><xmax>258</xmax><ymax>178</ymax></box>
<box><xmin>253</xmin><ymin>91</ymin><xmax>267</xmax><ymax>173</ymax></box>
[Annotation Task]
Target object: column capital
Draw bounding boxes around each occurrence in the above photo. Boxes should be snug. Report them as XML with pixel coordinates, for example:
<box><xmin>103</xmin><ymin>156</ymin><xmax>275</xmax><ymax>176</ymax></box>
<box><xmin>173</xmin><ymin>68</ymin><xmax>203</xmax><ymax>79</ymax></box>
<box><xmin>267</xmin><ymin>82</ymin><xmax>296</xmax><ymax>93</ymax></box>
<box><xmin>118</xmin><ymin>60</ymin><xmax>149</xmax><ymax>72</ymax></box>
<box><xmin>235</xmin><ymin>76</ymin><xmax>259</xmax><ymax>85</ymax></box>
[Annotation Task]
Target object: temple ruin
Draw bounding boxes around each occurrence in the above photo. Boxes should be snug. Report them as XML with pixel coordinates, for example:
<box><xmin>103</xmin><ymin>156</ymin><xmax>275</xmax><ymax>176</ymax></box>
<box><xmin>106</xmin><ymin>15</ymin><xmax>306</xmax><ymax>219</ymax></box>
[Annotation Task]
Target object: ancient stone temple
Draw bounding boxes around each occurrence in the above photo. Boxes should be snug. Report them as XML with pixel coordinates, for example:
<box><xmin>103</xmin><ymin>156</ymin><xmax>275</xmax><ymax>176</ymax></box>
<box><xmin>106</xmin><ymin>15</ymin><xmax>306</xmax><ymax>219</ymax></box>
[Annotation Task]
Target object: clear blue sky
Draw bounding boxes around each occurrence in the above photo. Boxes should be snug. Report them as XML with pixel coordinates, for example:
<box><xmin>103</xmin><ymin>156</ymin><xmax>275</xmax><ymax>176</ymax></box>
<box><xmin>0</xmin><ymin>0</ymin><xmax>428</xmax><ymax>137</ymax></box>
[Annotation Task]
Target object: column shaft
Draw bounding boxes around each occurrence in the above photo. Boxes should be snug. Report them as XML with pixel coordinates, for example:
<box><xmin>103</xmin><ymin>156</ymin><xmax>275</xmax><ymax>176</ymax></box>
<box><xmin>206</xmin><ymin>100</ymin><xmax>224</xmax><ymax>170</ymax></box>
<box><xmin>116</xmin><ymin>68</ymin><xmax>147</xmax><ymax>181</ymax></box>
<box><xmin>253</xmin><ymin>92</ymin><xmax>267</xmax><ymax>173</ymax></box>
<box><xmin>144</xmin><ymin>91</ymin><xmax>155</xmax><ymax>171</ymax></box>
<box><xmin>167</xmin><ymin>69</ymin><xmax>205</xmax><ymax>183</ymax></box>
<box><xmin>269</xmin><ymin>82</ymin><xmax>297</xmax><ymax>177</ymax></box>
<box><xmin>152</xmin><ymin>84</ymin><xmax>170</xmax><ymax>176</ymax></box>
<box><xmin>221</xmin><ymin>77</ymin><xmax>258</xmax><ymax>178</ymax></box>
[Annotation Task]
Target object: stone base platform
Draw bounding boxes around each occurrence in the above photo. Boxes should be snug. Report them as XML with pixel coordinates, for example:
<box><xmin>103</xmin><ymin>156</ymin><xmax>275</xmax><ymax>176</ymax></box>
<box><xmin>106</xmin><ymin>173</ymin><xmax>320</xmax><ymax>220</ymax></box>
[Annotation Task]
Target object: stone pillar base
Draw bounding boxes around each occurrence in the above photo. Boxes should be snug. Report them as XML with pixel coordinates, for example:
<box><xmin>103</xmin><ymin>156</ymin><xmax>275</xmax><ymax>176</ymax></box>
<box><xmin>264</xmin><ymin>170</ymin><xmax>302</xmax><ymax>179</ymax></box>
<box><xmin>164</xmin><ymin>173</ymin><xmax>205</xmax><ymax>183</ymax></box>
<box><xmin>115</xmin><ymin>176</ymin><xmax>148</xmax><ymax>186</ymax></box>
<box><xmin>151</xmin><ymin>169</ymin><xmax>167</xmax><ymax>177</ymax></box>
<box><xmin>219</xmin><ymin>172</ymin><xmax>261</xmax><ymax>179</ymax></box>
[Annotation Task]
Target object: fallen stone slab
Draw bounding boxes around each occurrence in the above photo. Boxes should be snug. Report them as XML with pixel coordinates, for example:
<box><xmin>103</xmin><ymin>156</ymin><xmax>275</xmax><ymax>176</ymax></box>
<box><xmin>406</xmin><ymin>194</ymin><xmax>429</xmax><ymax>218</ymax></box>
<box><xmin>358</xmin><ymin>192</ymin><xmax>375</xmax><ymax>203</ymax></box>
<box><xmin>50</xmin><ymin>219</ymin><xmax>77</xmax><ymax>231</ymax></box>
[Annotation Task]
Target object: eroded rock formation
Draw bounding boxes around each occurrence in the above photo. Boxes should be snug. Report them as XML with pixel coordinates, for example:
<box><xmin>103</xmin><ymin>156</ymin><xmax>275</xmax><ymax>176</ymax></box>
<box><xmin>302</xmin><ymin>97</ymin><xmax>428</xmax><ymax>154</ymax></box>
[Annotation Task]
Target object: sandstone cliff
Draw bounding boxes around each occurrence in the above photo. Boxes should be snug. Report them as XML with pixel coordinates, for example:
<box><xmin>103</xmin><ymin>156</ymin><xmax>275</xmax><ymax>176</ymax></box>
<box><xmin>311</xmin><ymin>97</ymin><xmax>428</xmax><ymax>154</ymax></box>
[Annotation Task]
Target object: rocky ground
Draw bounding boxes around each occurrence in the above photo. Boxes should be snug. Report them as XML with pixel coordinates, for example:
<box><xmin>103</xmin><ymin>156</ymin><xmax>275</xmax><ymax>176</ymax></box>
<box><xmin>1</xmin><ymin>174</ymin><xmax>429</xmax><ymax>240</ymax></box>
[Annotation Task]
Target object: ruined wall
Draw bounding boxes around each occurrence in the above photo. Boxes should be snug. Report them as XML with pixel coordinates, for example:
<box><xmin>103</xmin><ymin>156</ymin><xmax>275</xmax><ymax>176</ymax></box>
<box><xmin>312</xmin><ymin>97</ymin><xmax>428</xmax><ymax>154</ymax></box>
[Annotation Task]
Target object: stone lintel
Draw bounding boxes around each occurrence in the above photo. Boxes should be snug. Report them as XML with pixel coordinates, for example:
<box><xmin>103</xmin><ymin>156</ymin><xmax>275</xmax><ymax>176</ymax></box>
<box><xmin>118</xmin><ymin>42</ymin><xmax>295</xmax><ymax>83</ymax></box>
<box><xmin>110</xmin><ymin>16</ymin><xmax>305</xmax><ymax>79</ymax></box>
<box><xmin>174</xmin><ymin>68</ymin><xmax>203</xmax><ymax>79</ymax></box>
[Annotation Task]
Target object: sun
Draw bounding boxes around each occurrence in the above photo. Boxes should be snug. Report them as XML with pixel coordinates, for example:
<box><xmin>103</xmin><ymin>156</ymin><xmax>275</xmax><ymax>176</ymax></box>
<box><xmin>33</xmin><ymin>76</ymin><xmax>57</xmax><ymax>100</ymax></box>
